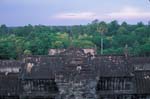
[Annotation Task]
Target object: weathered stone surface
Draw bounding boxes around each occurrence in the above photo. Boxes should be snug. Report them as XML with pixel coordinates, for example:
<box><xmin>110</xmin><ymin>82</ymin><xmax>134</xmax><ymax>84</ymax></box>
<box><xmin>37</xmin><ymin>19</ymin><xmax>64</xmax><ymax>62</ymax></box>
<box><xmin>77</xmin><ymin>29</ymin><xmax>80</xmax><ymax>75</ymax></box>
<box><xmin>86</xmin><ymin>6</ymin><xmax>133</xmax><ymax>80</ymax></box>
<box><xmin>0</xmin><ymin>47</ymin><xmax>150</xmax><ymax>99</ymax></box>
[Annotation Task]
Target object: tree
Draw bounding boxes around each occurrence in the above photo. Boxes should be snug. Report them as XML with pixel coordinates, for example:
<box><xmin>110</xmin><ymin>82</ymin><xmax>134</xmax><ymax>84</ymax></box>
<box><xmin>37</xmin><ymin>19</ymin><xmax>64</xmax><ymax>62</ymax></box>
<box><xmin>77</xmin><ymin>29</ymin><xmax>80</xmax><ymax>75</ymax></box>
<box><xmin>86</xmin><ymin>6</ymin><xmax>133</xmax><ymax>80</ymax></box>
<box><xmin>97</xmin><ymin>21</ymin><xmax>108</xmax><ymax>55</ymax></box>
<box><xmin>140</xmin><ymin>38</ymin><xmax>150</xmax><ymax>56</ymax></box>
<box><xmin>117</xmin><ymin>26</ymin><xmax>128</xmax><ymax>34</ymax></box>
<box><xmin>148</xmin><ymin>21</ymin><xmax>150</xmax><ymax>28</ymax></box>
<box><xmin>0</xmin><ymin>20</ymin><xmax>149</xmax><ymax>59</ymax></box>
<box><xmin>121</xmin><ymin>21</ymin><xmax>128</xmax><ymax>28</ymax></box>
<box><xmin>52</xmin><ymin>41</ymin><xmax>63</xmax><ymax>48</ymax></box>
<box><xmin>72</xmin><ymin>40</ymin><xmax>95</xmax><ymax>48</ymax></box>
<box><xmin>137</xmin><ymin>22</ymin><xmax>144</xmax><ymax>27</ymax></box>
<box><xmin>91</xmin><ymin>19</ymin><xmax>99</xmax><ymax>24</ymax></box>
<box><xmin>107</xmin><ymin>20</ymin><xmax>119</xmax><ymax>35</ymax></box>
<box><xmin>0</xmin><ymin>24</ymin><xmax>8</xmax><ymax>34</ymax></box>
<box><xmin>0</xmin><ymin>38</ymin><xmax>17</xmax><ymax>59</ymax></box>
<box><xmin>24</xmin><ymin>50</ymin><xmax>32</xmax><ymax>56</ymax></box>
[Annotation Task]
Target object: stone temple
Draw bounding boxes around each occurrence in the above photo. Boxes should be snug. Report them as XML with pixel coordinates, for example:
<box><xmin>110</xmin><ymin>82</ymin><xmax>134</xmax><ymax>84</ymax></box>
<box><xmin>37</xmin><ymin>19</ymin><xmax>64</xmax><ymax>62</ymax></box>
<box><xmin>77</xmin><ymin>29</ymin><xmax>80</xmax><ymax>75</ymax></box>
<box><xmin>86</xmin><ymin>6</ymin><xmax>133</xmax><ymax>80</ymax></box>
<box><xmin>0</xmin><ymin>47</ymin><xmax>150</xmax><ymax>99</ymax></box>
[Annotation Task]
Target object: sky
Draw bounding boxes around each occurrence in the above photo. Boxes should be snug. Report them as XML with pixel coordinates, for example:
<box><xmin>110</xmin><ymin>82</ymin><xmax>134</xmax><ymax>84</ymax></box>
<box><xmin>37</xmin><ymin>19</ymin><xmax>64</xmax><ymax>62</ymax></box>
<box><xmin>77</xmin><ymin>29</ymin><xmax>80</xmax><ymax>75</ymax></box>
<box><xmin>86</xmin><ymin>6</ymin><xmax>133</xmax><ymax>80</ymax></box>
<box><xmin>0</xmin><ymin>0</ymin><xmax>150</xmax><ymax>26</ymax></box>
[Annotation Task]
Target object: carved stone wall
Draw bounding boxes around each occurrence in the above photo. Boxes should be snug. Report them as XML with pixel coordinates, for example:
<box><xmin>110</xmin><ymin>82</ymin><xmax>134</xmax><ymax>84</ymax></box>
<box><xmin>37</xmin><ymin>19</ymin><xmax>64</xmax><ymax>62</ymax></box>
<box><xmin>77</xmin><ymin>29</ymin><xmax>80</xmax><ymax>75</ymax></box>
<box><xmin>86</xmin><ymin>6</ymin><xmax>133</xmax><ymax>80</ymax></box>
<box><xmin>55</xmin><ymin>48</ymin><xmax>97</xmax><ymax>99</ymax></box>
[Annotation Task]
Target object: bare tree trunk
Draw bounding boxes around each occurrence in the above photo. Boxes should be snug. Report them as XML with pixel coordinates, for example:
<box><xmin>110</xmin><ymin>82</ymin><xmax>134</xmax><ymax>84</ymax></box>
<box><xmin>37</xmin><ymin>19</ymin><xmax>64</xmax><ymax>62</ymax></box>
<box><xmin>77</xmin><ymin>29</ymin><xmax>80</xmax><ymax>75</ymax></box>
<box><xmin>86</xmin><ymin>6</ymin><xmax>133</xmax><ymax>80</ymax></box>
<box><xmin>101</xmin><ymin>37</ymin><xmax>103</xmax><ymax>55</ymax></box>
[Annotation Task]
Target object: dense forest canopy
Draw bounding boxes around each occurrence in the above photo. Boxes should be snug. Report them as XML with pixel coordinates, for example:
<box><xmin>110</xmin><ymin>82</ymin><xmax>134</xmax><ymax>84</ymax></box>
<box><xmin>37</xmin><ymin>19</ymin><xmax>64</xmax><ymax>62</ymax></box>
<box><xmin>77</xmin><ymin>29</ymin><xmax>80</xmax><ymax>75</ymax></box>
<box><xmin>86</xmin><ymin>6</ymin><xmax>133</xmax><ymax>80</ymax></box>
<box><xmin>0</xmin><ymin>20</ymin><xmax>150</xmax><ymax>59</ymax></box>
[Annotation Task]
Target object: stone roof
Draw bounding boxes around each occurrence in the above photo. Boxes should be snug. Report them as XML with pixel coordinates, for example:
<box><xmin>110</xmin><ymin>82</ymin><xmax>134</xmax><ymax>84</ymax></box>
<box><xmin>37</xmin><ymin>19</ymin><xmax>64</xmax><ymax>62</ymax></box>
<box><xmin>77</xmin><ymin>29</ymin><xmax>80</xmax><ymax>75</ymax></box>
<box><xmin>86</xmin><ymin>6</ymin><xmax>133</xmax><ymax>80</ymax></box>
<box><xmin>0</xmin><ymin>60</ymin><xmax>22</xmax><ymax>74</ymax></box>
<box><xmin>21</xmin><ymin>56</ymin><xmax>63</xmax><ymax>79</ymax></box>
<box><xmin>130</xmin><ymin>57</ymin><xmax>150</xmax><ymax>71</ymax></box>
<box><xmin>130</xmin><ymin>57</ymin><xmax>150</xmax><ymax>65</ymax></box>
<box><xmin>94</xmin><ymin>56</ymin><xmax>133</xmax><ymax>77</ymax></box>
<box><xmin>0</xmin><ymin>60</ymin><xmax>22</xmax><ymax>67</ymax></box>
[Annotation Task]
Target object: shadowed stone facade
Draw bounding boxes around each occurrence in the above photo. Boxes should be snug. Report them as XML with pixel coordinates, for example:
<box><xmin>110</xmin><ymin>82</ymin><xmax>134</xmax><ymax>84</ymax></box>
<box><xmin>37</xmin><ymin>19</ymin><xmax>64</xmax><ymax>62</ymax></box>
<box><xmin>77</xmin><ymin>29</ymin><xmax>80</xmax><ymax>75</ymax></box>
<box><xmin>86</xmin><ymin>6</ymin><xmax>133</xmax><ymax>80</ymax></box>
<box><xmin>0</xmin><ymin>47</ymin><xmax>150</xmax><ymax>99</ymax></box>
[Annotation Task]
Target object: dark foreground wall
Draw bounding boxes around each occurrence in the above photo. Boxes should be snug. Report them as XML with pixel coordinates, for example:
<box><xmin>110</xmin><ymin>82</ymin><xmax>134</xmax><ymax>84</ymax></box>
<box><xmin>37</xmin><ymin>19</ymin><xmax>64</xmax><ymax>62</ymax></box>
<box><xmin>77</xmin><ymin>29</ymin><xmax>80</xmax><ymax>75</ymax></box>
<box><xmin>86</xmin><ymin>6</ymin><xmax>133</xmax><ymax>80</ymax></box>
<box><xmin>0</xmin><ymin>48</ymin><xmax>150</xmax><ymax>99</ymax></box>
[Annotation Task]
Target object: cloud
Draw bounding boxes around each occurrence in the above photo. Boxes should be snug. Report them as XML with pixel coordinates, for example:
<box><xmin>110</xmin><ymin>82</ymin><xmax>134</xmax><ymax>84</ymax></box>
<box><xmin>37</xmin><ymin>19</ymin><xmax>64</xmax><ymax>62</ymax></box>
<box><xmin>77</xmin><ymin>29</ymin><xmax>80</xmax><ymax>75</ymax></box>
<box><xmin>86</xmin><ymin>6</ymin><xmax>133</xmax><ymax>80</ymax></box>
<box><xmin>53</xmin><ymin>12</ymin><xmax>98</xmax><ymax>20</ymax></box>
<box><xmin>107</xmin><ymin>6</ymin><xmax>150</xmax><ymax>19</ymax></box>
<box><xmin>53</xmin><ymin>6</ymin><xmax>150</xmax><ymax>21</ymax></box>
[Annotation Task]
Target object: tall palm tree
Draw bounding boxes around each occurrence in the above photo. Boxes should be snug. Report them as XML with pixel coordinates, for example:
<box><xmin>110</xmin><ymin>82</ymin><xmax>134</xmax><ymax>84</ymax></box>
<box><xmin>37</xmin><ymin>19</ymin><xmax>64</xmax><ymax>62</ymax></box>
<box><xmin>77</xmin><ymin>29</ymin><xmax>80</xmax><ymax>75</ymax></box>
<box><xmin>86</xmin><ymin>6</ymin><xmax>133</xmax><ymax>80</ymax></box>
<box><xmin>66</xmin><ymin>26</ymin><xmax>73</xmax><ymax>47</ymax></box>
<box><xmin>97</xmin><ymin>21</ymin><xmax>108</xmax><ymax>55</ymax></box>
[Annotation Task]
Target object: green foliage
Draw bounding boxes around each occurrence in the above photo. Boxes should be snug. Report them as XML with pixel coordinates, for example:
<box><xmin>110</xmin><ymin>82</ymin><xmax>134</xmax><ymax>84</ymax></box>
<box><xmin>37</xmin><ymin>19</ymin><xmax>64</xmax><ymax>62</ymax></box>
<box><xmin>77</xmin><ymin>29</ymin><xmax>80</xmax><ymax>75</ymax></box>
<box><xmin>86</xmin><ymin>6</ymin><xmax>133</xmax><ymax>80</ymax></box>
<box><xmin>0</xmin><ymin>20</ymin><xmax>149</xmax><ymax>59</ymax></box>
<box><xmin>73</xmin><ymin>40</ymin><xmax>95</xmax><ymax>48</ymax></box>
<box><xmin>0</xmin><ymin>36</ymin><xmax>17</xmax><ymax>59</ymax></box>
<box><xmin>24</xmin><ymin>50</ymin><xmax>32</xmax><ymax>56</ymax></box>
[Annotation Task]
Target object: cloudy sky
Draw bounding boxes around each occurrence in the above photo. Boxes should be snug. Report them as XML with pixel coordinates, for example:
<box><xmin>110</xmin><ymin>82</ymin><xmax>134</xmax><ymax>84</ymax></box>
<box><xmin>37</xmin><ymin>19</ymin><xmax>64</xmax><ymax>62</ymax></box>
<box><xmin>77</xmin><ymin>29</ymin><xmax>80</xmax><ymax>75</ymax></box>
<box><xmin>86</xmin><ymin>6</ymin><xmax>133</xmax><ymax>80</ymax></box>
<box><xmin>0</xmin><ymin>0</ymin><xmax>150</xmax><ymax>26</ymax></box>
